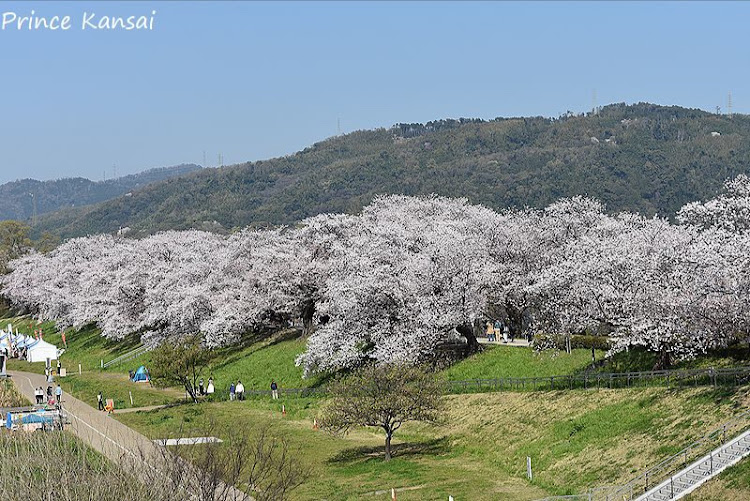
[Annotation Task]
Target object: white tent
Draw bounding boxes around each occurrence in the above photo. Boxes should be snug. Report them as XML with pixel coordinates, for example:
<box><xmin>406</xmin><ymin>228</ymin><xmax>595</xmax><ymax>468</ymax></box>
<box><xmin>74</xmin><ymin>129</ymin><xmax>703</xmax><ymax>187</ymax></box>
<box><xmin>26</xmin><ymin>339</ymin><xmax>58</xmax><ymax>363</ymax></box>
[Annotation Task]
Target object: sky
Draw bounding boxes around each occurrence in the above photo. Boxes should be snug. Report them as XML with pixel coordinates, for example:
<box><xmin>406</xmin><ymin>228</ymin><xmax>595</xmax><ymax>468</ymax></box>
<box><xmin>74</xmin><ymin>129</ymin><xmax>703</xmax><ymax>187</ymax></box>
<box><xmin>1</xmin><ymin>1</ymin><xmax>749</xmax><ymax>184</ymax></box>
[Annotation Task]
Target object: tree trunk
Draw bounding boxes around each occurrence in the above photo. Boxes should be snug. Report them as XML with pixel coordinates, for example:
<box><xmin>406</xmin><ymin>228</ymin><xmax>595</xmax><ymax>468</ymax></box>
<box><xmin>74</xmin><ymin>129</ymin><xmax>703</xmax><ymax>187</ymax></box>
<box><xmin>654</xmin><ymin>347</ymin><xmax>672</xmax><ymax>370</ymax></box>
<box><xmin>301</xmin><ymin>300</ymin><xmax>315</xmax><ymax>337</ymax></box>
<box><xmin>384</xmin><ymin>430</ymin><xmax>393</xmax><ymax>461</ymax></box>
<box><xmin>184</xmin><ymin>381</ymin><xmax>198</xmax><ymax>403</ymax></box>
<box><xmin>456</xmin><ymin>324</ymin><xmax>482</xmax><ymax>354</ymax></box>
<box><xmin>504</xmin><ymin>299</ymin><xmax>525</xmax><ymax>340</ymax></box>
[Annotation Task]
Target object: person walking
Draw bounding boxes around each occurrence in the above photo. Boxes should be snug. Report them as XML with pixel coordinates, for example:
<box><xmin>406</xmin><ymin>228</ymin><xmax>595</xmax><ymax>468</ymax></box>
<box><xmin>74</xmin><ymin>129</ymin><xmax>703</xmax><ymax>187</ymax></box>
<box><xmin>235</xmin><ymin>380</ymin><xmax>244</xmax><ymax>401</ymax></box>
<box><xmin>199</xmin><ymin>377</ymin><xmax>205</xmax><ymax>396</ymax></box>
<box><xmin>97</xmin><ymin>391</ymin><xmax>104</xmax><ymax>411</ymax></box>
<box><xmin>56</xmin><ymin>359</ymin><xmax>61</xmax><ymax>375</ymax></box>
<box><xmin>35</xmin><ymin>387</ymin><xmax>42</xmax><ymax>405</ymax></box>
<box><xmin>229</xmin><ymin>382</ymin><xmax>236</xmax><ymax>401</ymax></box>
<box><xmin>271</xmin><ymin>380</ymin><xmax>278</xmax><ymax>400</ymax></box>
<box><xmin>46</xmin><ymin>385</ymin><xmax>53</xmax><ymax>404</ymax></box>
<box><xmin>55</xmin><ymin>384</ymin><xmax>62</xmax><ymax>405</ymax></box>
<box><xmin>485</xmin><ymin>321</ymin><xmax>494</xmax><ymax>342</ymax></box>
<box><xmin>206</xmin><ymin>376</ymin><xmax>214</xmax><ymax>395</ymax></box>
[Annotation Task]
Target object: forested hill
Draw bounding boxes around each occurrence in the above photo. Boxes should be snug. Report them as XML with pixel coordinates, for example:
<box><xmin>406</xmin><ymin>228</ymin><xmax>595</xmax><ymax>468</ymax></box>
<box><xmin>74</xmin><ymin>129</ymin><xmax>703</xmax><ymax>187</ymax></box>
<box><xmin>0</xmin><ymin>164</ymin><xmax>201</xmax><ymax>223</ymax></box>
<box><xmin>35</xmin><ymin>103</ymin><xmax>750</xmax><ymax>238</ymax></box>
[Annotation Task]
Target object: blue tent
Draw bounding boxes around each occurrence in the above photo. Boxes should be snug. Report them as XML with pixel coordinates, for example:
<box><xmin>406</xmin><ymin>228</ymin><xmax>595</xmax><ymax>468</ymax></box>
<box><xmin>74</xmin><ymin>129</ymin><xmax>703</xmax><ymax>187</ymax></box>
<box><xmin>20</xmin><ymin>413</ymin><xmax>54</xmax><ymax>425</ymax></box>
<box><xmin>6</xmin><ymin>411</ymin><xmax>56</xmax><ymax>429</ymax></box>
<box><xmin>132</xmin><ymin>365</ymin><xmax>150</xmax><ymax>383</ymax></box>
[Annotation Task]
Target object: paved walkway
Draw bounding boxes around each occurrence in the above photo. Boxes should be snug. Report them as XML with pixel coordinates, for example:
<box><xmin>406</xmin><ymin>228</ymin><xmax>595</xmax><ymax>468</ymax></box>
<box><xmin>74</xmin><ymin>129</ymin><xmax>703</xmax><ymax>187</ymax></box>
<box><xmin>479</xmin><ymin>338</ymin><xmax>531</xmax><ymax>347</ymax></box>
<box><xmin>9</xmin><ymin>370</ymin><xmax>249</xmax><ymax>500</ymax></box>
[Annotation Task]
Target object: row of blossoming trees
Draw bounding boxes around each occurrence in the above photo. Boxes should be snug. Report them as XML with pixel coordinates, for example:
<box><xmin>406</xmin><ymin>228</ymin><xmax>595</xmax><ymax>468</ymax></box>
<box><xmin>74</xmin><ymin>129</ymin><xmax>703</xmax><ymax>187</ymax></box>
<box><xmin>3</xmin><ymin>176</ymin><xmax>750</xmax><ymax>374</ymax></box>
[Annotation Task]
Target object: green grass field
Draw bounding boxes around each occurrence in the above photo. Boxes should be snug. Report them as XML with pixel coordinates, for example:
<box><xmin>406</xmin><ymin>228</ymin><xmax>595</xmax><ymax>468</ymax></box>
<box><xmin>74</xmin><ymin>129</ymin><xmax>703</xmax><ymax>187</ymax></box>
<box><xmin>442</xmin><ymin>344</ymin><xmax>605</xmax><ymax>381</ymax></box>
<box><xmin>4</xmin><ymin>309</ymin><xmax>750</xmax><ymax>499</ymax></box>
<box><xmin>116</xmin><ymin>386</ymin><xmax>750</xmax><ymax>500</ymax></box>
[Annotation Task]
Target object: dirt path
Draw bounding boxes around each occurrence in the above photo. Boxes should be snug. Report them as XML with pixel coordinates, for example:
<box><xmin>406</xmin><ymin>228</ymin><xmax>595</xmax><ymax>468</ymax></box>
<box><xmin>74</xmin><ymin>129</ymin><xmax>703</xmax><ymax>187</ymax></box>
<box><xmin>9</xmin><ymin>370</ymin><xmax>249</xmax><ymax>500</ymax></box>
<box><xmin>114</xmin><ymin>404</ymin><xmax>169</xmax><ymax>414</ymax></box>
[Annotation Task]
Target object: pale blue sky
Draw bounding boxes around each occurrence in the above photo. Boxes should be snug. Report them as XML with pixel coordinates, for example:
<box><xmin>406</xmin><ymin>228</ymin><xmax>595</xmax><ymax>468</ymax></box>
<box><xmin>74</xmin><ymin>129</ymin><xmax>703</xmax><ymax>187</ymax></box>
<box><xmin>1</xmin><ymin>1</ymin><xmax>748</xmax><ymax>183</ymax></box>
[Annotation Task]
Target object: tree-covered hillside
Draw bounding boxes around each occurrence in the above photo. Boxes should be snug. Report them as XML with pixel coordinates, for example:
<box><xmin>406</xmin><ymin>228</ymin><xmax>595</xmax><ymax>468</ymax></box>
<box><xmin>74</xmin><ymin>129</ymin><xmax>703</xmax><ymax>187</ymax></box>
<box><xmin>35</xmin><ymin>103</ymin><xmax>750</xmax><ymax>238</ymax></box>
<box><xmin>0</xmin><ymin>164</ymin><xmax>201</xmax><ymax>223</ymax></box>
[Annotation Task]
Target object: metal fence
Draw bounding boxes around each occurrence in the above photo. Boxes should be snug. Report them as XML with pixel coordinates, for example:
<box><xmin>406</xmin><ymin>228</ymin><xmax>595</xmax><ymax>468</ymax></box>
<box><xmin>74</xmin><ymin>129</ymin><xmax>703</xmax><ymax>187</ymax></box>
<box><xmin>604</xmin><ymin>406</ymin><xmax>750</xmax><ymax>500</ymax></box>
<box><xmin>102</xmin><ymin>344</ymin><xmax>152</xmax><ymax>369</ymax></box>
<box><xmin>240</xmin><ymin>366</ymin><xmax>750</xmax><ymax>399</ymax></box>
<box><xmin>443</xmin><ymin>366</ymin><xmax>750</xmax><ymax>395</ymax></box>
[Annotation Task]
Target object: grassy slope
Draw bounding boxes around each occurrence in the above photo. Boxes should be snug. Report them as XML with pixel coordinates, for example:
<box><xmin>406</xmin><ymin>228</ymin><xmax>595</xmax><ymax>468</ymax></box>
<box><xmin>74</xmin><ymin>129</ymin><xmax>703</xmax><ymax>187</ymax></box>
<box><xmin>443</xmin><ymin>345</ymin><xmax>605</xmax><ymax>380</ymax></box>
<box><xmin>117</xmin><ymin>386</ymin><xmax>750</xmax><ymax>500</ymax></box>
<box><xmin>3</xmin><ymin>314</ymin><xmax>171</xmax><ymax>409</ymax></box>
<box><xmin>687</xmin><ymin>457</ymin><xmax>750</xmax><ymax>500</ymax></box>
<box><xmin>4</xmin><ymin>310</ymin><xmax>605</xmax><ymax>406</ymax></box>
<box><xmin>5</xmin><ymin>311</ymin><xmax>750</xmax><ymax>499</ymax></box>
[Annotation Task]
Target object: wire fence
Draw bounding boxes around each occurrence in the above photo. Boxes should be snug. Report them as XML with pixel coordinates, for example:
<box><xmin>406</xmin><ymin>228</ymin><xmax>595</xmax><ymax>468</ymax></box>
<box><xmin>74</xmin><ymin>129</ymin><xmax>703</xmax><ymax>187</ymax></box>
<box><xmin>240</xmin><ymin>366</ymin><xmax>750</xmax><ymax>399</ymax></box>
<box><xmin>443</xmin><ymin>366</ymin><xmax>750</xmax><ymax>395</ymax></box>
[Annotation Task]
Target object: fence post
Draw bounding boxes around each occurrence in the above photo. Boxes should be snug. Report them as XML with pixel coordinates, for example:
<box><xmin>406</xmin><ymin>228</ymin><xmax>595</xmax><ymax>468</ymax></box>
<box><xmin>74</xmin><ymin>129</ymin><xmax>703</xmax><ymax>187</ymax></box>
<box><xmin>527</xmin><ymin>456</ymin><xmax>532</xmax><ymax>481</ymax></box>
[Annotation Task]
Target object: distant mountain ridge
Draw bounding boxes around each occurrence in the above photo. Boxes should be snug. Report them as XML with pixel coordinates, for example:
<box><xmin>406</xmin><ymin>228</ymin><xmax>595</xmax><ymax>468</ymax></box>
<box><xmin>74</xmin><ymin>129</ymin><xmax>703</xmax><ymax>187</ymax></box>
<box><xmin>32</xmin><ymin>103</ymin><xmax>750</xmax><ymax>239</ymax></box>
<box><xmin>0</xmin><ymin>164</ymin><xmax>202</xmax><ymax>223</ymax></box>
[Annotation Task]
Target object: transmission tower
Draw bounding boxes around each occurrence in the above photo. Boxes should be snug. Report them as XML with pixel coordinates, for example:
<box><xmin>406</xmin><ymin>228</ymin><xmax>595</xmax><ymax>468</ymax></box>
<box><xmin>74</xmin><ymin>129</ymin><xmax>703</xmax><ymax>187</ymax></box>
<box><xmin>728</xmin><ymin>92</ymin><xmax>733</xmax><ymax>118</ymax></box>
<box><xmin>29</xmin><ymin>193</ymin><xmax>38</xmax><ymax>228</ymax></box>
<box><xmin>592</xmin><ymin>89</ymin><xmax>598</xmax><ymax>115</ymax></box>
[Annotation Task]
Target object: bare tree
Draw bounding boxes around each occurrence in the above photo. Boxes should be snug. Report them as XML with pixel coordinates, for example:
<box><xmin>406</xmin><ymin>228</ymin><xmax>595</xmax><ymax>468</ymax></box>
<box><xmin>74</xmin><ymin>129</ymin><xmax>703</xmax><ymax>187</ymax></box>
<box><xmin>319</xmin><ymin>363</ymin><xmax>444</xmax><ymax>461</ymax></box>
<box><xmin>148</xmin><ymin>422</ymin><xmax>309</xmax><ymax>501</ymax></box>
